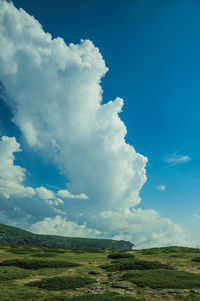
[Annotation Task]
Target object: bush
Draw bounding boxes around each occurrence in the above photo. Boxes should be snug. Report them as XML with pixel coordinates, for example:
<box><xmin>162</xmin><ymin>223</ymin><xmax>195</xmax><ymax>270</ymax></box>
<box><xmin>0</xmin><ymin>259</ymin><xmax>80</xmax><ymax>269</ymax></box>
<box><xmin>27</xmin><ymin>276</ymin><xmax>96</xmax><ymax>290</ymax></box>
<box><xmin>101</xmin><ymin>259</ymin><xmax>172</xmax><ymax>272</ymax></box>
<box><xmin>123</xmin><ymin>269</ymin><xmax>200</xmax><ymax>289</ymax></box>
<box><xmin>107</xmin><ymin>253</ymin><xmax>134</xmax><ymax>259</ymax></box>
<box><xmin>191</xmin><ymin>257</ymin><xmax>200</xmax><ymax>262</ymax></box>
<box><xmin>0</xmin><ymin>266</ymin><xmax>32</xmax><ymax>280</ymax></box>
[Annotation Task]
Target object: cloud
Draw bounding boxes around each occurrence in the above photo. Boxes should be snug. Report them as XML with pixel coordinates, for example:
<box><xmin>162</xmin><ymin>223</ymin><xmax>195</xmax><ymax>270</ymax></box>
<box><xmin>57</xmin><ymin>189</ymin><xmax>88</xmax><ymax>199</ymax></box>
<box><xmin>192</xmin><ymin>214</ymin><xmax>200</xmax><ymax>220</ymax></box>
<box><xmin>99</xmin><ymin>208</ymin><xmax>195</xmax><ymax>249</ymax></box>
<box><xmin>0</xmin><ymin>0</ymin><xmax>147</xmax><ymax>212</ymax></box>
<box><xmin>156</xmin><ymin>185</ymin><xmax>166</xmax><ymax>191</ymax></box>
<box><xmin>36</xmin><ymin>186</ymin><xmax>55</xmax><ymax>200</ymax></box>
<box><xmin>164</xmin><ymin>152</ymin><xmax>191</xmax><ymax>165</ymax></box>
<box><xmin>0</xmin><ymin>135</ymin><xmax>64</xmax><ymax>207</ymax></box>
<box><xmin>1</xmin><ymin>1</ymin><xmax>197</xmax><ymax>250</ymax></box>
<box><xmin>0</xmin><ymin>136</ymin><xmax>35</xmax><ymax>198</ymax></box>
<box><xmin>29</xmin><ymin>215</ymin><xmax>101</xmax><ymax>238</ymax></box>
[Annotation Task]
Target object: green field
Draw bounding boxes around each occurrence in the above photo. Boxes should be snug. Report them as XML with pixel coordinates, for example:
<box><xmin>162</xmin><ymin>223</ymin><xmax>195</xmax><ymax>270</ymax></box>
<box><xmin>1</xmin><ymin>245</ymin><xmax>200</xmax><ymax>300</ymax></box>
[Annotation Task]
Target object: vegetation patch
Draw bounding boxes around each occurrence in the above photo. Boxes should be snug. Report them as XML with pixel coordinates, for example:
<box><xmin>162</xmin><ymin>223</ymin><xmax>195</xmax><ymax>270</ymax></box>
<box><xmin>191</xmin><ymin>257</ymin><xmax>200</xmax><ymax>262</ymax></box>
<box><xmin>71</xmin><ymin>248</ymin><xmax>104</xmax><ymax>253</ymax></box>
<box><xmin>141</xmin><ymin>246</ymin><xmax>200</xmax><ymax>255</ymax></box>
<box><xmin>0</xmin><ymin>259</ymin><xmax>80</xmax><ymax>269</ymax></box>
<box><xmin>107</xmin><ymin>252</ymin><xmax>134</xmax><ymax>259</ymax></box>
<box><xmin>101</xmin><ymin>259</ymin><xmax>172</xmax><ymax>272</ymax></box>
<box><xmin>0</xmin><ymin>266</ymin><xmax>32</xmax><ymax>280</ymax></box>
<box><xmin>123</xmin><ymin>269</ymin><xmax>200</xmax><ymax>289</ymax></box>
<box><xmin>69</xmin><ymin>292</ymin><xmax>141</xmax><ymax>301</ymax></box>
<box><xmin>31</xmin><ymin>252</ymin><xmax>59</xmax><ymax>257</ymax></box>
<box><xmin>26</xmin><ymin>275</ymin><xmax>96</xmax><ymax>290</ymax></box>
<box><xmin>7</xmin><ymin>246</ymin><xmax>38</xmax><ymax>255</ymax></box>
<box><xmin>43</xmin><ymin>248</ymin><xmax>66</xmax><ymax>253</ymax></box>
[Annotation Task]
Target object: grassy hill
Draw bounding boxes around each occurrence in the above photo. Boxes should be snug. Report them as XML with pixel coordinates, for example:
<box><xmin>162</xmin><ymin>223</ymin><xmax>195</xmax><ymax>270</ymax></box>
<box><xmin>0</xmin><ymin>223</ymin><xmax>134</xmax><ymax>250</ymax></box>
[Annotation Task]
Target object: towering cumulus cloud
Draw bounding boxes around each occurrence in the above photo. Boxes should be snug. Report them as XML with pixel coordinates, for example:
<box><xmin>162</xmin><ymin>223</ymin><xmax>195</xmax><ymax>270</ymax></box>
<box><xmin>0</xmin><ymin>0</ymin><xmax>147</xmax><ymax>210</ymax></box>
<box><xmin>1</xmin><ymin>1</ymin><xmax>193</xmax><ymax>248</ymax></box>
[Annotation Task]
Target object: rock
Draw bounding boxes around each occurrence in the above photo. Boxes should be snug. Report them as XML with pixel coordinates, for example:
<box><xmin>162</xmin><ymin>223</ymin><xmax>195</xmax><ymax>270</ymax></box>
<box><xmin>111</xmin><ymin>281</ymin><xmax>134</xmax><ymax>289</ymax></box>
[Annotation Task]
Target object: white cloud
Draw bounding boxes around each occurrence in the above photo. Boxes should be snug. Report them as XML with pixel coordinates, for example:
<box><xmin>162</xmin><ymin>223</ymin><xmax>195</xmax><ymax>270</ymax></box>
<box><xmin>0</xmin><ymin>136</ymin><xmax>35</xmax><ymax>198</ymax></box>
<box><xmin>57</xmin><ymin>189</ymin><xmax>88</xmax><ymax>199</ymax></box>
<box><xmin>192</xmin><ymin>214</ymin><xmax>200</xmax><ymax>220</ymax></box>
<box><xmin>156</xmin><ymin>185</ymin><xmax>166</xmax><ymax>191</ymax></box>
<box><xmin>164</xmin><ymin>153</ymin><xmax>191</xmax><ymax>165</ymax></box>
<box><xmin>1</xmin><ymin>1</ymin><xmax>196</xmax><ymax>250</ymax></box>
<box><xmin>29</xmin><ymin>215</ymin><xmax>100</xmax><ymax>238</ymax></box>
<box><xmin>0</xmin><ymin>135</ymin><xmax>64</xmax><ymax>207</ymax></box>
<box><xmin>46</xmin><ymin>198</ymin><xmax>64</xmax><ymax>206</ymax></box>
<box><xmin>36</xmin><ymin>186</ymin><xmax>55</xmax><ymax>200</ymax></box>
<box><xmin>0</xmin><ymin>0</ymin><xmax>147</xmax><ymax>211</ymax></box>
<box><xmin>99</xmin><ymin>208</ymin><xmax>196</xmax><ymax>249</ymax></box>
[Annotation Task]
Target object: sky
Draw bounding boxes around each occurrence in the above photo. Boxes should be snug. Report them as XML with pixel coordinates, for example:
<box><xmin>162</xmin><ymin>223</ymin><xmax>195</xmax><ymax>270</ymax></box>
<box><xmin>0</xmin><ymin>0</ymin><xmax>200</xmax><ymax>248</ymax></box>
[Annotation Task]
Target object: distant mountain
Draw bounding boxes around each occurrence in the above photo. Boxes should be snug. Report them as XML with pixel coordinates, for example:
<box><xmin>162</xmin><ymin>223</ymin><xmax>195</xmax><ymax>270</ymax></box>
<box><xmin>0</xmin><ymin>223</ymin><xmax>134</xmax><ymax>250</ymax></box>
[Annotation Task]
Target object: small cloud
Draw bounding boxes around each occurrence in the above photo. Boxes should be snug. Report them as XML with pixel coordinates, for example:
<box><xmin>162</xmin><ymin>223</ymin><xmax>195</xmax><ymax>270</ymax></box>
<box><xmin>14</xmin><ymin>207</ymin><xmax>21</xmax><ymax>211</ymax></box>
<box><xmin>164</xmin><ymin>152</ymin><xmax>191</xmax><ymax>166</ymax></box>
<box><xmin>36</xmin><ymin>186</ymin><xmax>55</xmax><ymax>200</ymax></box>
<box><xmin>57</xmin><ymin>189</ymin><xmax>88</xmax><ymax>200</ymax></box>
<box><xmin>193</xmin><ymin>214</ymin><xmax>200</xmax><ymax>220</ymax></box>
<box><xmin>156</xmin><ymin>185</ymin><xmax>166</xmax><ymax>191</ymax></box>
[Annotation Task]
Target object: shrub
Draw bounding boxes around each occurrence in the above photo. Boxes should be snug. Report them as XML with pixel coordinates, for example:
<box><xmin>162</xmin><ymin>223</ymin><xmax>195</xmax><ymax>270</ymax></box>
<box><xmin>0</xmin><ymin>259</ymin><xmax>80</xmax><ymax>269</ymax></box>
<box><xmin>26</xmin><ymin>276</ymin><xmax>96</xmax><ymax>290</ymax></box>
<box><xmin>123</xmin><ymin>269</ymin><xmax>200</xmax><ymax>289</ymax></box>
<box><xmin>191</xmin><ymin>257</ymin><xmax>200</xmax><ymax>262</ymax></box>
<box><xmin>107</xmin><ymin>253</ymin><xmax>134</xmax><ymax>259</ymax></box>
<box><xmin>0</xmin><ymin>266</ymin><xmax>32</xmax><ymax>280</ymax></box>
<box><xmin>101</xmin><ymin>259</ymin><xmax>172</xmax><ymax>272</ymax></box>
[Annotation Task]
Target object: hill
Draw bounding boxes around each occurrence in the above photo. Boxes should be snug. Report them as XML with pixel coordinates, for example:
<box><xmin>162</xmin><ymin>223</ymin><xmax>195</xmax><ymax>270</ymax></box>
<box><xmin>0</xmin><ymin>223</ymin><xmax>134</xmax><ymax>250</ymax></box>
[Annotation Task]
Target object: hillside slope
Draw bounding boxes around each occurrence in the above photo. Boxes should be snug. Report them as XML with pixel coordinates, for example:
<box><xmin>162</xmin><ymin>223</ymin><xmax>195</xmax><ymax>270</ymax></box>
<box><xmin>0</xmin><ymin>223</ymin><xmax>134</xmax><ymax>250</ymax></box>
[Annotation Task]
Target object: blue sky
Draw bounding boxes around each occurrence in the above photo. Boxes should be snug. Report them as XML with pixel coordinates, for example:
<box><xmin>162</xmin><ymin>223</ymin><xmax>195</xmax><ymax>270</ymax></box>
<box><xmin>0</xmin><ymin>0</ymin><xmax>200</xmax><ymax>248</ymax></box>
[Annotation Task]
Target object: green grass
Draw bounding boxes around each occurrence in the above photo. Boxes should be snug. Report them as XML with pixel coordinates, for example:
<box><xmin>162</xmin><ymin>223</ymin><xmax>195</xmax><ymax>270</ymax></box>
<box><xmin>123</xmin><ymin>269</ymin><xmax>200</xmax><ymax>289</ymax></box>
<box><xmin>71</xmin><ymin>248</ymin><xmax>104</xmax><ymax>253</ymax></box>
<box><xmin>69</xmin><ymin>293</ymin><xmax>143</xmax><ymax>301</ymax></box>
<box><xmin>101</xmin><ymin>259</ymin><xmax>172</xmax><ymax>272</ymax></box>
<box><xmin>0</xmin><ymin>266</ymin><xmax>33</xmax><ymax>280</ymax></box>
<box><xmin>1</xmin><ymin>244</ymin><xmax>200</xmax><ymax>300</ymax></box>
<box><xmin>31</xmin><ymin>252</ymin><xmax>59</xmax><ymax>257</ymax></box>
<box><xmin>0</xmin><ymin>259</ymin><xmax>80</xmax><ymax>269</ymax></box>
<box><xmin>177</xmin><ymin>293</ymin><xmax>200</xmax><ymax>301</ymax></box>
<box><xmin>26</xmin><ymin>275</ymin><xmax>96</xmax><ymax>290</ymax></box>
